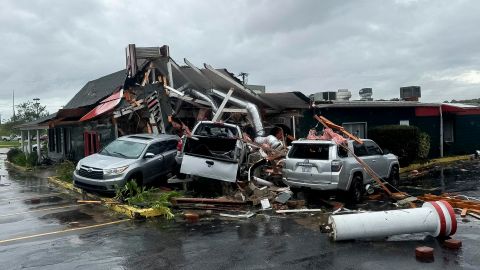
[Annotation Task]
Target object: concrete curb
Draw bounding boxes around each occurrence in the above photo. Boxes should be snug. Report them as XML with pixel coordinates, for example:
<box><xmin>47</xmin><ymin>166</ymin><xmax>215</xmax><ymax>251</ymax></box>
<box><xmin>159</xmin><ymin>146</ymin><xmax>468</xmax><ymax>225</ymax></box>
<box><xmin>4</xmin><ymin>160</ymin><xmax>32</xmax><ymax>172</ymax></box>
<box><xmin>47</xmin><ymin>176</ymin><xmax>166</xmax><ymax>219</ymax></box>
<box><xmin>400</xmin><ymin>155</ymin><xmax>471</xmax><ymax>174</ymax></box>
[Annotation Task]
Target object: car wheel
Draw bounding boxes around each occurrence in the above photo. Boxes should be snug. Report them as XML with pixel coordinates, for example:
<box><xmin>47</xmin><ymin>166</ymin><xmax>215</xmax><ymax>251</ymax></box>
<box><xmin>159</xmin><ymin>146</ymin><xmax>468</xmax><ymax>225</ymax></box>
<box><xmin>127</xmin><ymin>173</ymin><xmax>143</xmax><ymax>187</ymax></box>
<box><xmin>388</xmin><ymin>165</ymin><xmax>400</xmax><ymax>187</ymax></box>
<box><xmin>349</xmin><ymin>175</ymin><xmax>364</xmax><ymax>204</ymax></box>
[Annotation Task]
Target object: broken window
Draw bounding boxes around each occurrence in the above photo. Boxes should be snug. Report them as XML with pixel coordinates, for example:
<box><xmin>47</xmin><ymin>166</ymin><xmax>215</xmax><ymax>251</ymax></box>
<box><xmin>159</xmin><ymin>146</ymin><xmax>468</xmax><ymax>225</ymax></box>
<box><xmin>194</xmin><ymin>123</ymin><xmax>238</xmax><ymax>138</ymax></box>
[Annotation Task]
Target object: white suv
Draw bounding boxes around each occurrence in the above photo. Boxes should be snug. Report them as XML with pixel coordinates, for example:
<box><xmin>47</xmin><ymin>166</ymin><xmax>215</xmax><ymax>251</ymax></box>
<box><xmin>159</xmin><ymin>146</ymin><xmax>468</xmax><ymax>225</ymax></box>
<box><xmin>282</xmin><ymin>139</ymin><xmax>399</xmax><ymax>202</ymax></box>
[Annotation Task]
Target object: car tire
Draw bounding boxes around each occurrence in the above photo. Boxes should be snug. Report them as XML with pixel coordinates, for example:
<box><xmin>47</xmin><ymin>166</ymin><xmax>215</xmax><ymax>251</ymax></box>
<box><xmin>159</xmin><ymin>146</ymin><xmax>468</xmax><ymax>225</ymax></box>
<box><xmin>290</xmin><ymin>187</ymin><xmax>305</xmax><ymax>200</ymax></box>
<box><xmin>128</xmin><ymin>173</ymin><xmax>143</xmax><ymax>187</ymax></box>
<box><xmin>348</xmin><ymin>175</ymin><xmax>364</xmax><ymax>204</ymax></box>
<box><xmin>388</xmin><ymin>165</ymin><xmax>400</xmax><ymax>187</ymax></box>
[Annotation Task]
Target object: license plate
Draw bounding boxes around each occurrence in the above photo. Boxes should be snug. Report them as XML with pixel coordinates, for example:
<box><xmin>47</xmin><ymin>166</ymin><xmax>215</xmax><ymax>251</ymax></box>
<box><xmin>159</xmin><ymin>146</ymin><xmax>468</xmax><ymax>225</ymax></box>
<box><xmin>301</xmin><ymin>166</ymin><xmax>312</xmax><ymax>173</ymax></box>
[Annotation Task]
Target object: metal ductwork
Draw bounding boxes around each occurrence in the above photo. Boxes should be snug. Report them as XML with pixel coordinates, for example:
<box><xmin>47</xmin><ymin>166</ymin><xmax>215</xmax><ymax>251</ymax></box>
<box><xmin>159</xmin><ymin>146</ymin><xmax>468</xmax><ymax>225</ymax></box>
<box><xmin>210</xmin><ymin>89</ymin><xmax>265</xmax><ymax>136</ymax></box>
<box><xmin>188</xmin><ymin>89</ymin><xmax>219</xmax><ymax>113</ymax></box>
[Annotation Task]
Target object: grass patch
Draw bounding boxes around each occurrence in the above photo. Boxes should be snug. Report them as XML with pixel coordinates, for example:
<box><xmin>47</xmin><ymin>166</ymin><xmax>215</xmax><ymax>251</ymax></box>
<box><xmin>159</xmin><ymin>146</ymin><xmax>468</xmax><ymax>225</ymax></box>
<box><xmin>400</xmin><ymin>155</ymin><xmax>471</xmax><ymax>174</ymax></box>
<box><xmin>7</xmin><ymin>148</ymin><xmax>37</xmax><ymax>168</ymax></box>
<box><xmin>0</xmin><ymin>141</ymin><xmax>20</xmax><ymax>148</ymax></box>
<box><xmin>56</xmin><ymin>161</ymin><xmax>75</xmax><ymax>182</ymax></box>
<box><xmin>115</xmin><ymin>180</ymin><xmax>181</xmax><ymax>219</ymax></box>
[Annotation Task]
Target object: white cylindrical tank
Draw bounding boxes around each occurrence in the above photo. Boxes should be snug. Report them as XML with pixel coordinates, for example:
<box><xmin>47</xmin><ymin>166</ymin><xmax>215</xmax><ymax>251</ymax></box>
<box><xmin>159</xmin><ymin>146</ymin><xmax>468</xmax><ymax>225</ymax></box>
<box><xmin>329</xmin><ymin>201</ymin><xmax>457</xmax><ymax>241</ymax></box>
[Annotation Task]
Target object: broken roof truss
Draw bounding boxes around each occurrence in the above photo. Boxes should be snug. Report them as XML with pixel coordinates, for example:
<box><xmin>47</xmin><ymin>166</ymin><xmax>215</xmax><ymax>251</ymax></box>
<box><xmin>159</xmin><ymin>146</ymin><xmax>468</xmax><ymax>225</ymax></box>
<box><xmin>117</xmin><ymin>44</ymin><xmax>280</xmax><ymax>136</ymax></box>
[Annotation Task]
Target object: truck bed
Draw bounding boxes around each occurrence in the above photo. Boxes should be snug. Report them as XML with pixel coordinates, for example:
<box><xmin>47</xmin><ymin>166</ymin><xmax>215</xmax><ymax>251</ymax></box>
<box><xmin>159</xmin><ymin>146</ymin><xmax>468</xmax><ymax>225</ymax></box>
<box><xmin>183</xmin><ymin>136</ymin><xmax>238</xmax><ymax>162</ymax></box>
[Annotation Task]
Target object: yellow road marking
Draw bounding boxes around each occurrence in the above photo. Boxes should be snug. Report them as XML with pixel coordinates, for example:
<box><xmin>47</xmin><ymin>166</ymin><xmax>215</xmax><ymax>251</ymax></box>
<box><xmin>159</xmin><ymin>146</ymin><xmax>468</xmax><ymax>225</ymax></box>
<box><xmin>0</xmin><ymin>219</ymin><xmax>131</xmax><ymax>244</ymax></box>
<box><xmin>0</xmin><ymin>192</ymin><xmax>64</xmax><ymax>202</ymax></box>
<box><xmin>0</xmin><ymin>205</ymin><xmax>79</xmax><ymax>217</ymax></box>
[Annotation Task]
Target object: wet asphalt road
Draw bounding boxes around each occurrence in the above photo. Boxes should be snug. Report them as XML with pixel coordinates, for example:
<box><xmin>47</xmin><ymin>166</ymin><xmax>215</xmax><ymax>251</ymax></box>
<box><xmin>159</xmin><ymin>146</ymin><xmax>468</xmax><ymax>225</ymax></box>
<box><xmin>0</xmin><ymin>148</ymin><xmax>479</xmax><ymax>269</ymax></box>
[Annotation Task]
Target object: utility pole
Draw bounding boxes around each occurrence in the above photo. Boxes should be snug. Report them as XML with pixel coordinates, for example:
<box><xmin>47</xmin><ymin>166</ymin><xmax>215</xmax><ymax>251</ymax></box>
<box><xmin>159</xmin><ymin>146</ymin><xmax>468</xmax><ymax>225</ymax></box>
<box><xmin>238</xmin><ymin>72</ymin><xmax>249</xmax><ymax>85</ymax></box>
<box><xmin>12</xmin><ymin>90</ymin><xmax>15</xmax><ymax>121</ymax></box>
<box><xmin>33</xmin><ymin>97</ymin><xmax>40</xmax><ymax>118</ymax></box>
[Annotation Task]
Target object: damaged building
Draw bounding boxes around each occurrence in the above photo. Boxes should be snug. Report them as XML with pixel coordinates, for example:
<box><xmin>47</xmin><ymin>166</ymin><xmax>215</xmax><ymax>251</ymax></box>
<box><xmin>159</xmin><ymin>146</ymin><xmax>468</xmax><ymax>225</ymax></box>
<box><xmin>43</xmin><ymin>44</ymin><xmax>310</xmax><ymax>162</ymax></box>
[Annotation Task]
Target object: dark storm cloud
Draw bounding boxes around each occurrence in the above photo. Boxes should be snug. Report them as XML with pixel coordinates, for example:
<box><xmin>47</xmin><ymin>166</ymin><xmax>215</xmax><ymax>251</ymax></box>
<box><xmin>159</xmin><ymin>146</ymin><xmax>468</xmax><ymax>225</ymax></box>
<box><xmin>1</xmin><ymin>0</ymin><xmax>479</xmax><ymax>120</ymax></box>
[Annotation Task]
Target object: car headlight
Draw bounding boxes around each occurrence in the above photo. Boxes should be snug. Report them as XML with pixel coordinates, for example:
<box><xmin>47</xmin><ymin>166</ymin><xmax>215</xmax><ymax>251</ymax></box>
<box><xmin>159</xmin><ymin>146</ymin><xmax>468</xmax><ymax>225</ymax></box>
<box><xmin>75</xmin><ymin>163</ymin><xmax>81</xmax><ymax>172</ymax></box>
<box><xmin>104</xmin><ymin>165</ymin><xmax>129</xmax><ymax>175</ymax></box>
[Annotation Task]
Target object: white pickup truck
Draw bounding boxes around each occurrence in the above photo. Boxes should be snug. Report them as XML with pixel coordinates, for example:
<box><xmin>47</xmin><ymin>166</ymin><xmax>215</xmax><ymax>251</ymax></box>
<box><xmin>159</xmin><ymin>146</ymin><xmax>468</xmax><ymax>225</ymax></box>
<box><xmin>176</xmin><ymin>121</ymin><xmax>247</xmax><ymax>182</ymax></box>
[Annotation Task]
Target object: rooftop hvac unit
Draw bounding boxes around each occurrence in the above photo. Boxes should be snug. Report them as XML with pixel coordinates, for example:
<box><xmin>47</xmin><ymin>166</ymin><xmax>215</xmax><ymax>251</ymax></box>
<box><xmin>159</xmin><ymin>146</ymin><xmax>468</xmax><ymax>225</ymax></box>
<box><xmin>359</xmin><ymin>88</ymin><xmax>373</xmax><ymax>101</ymax></box>
<box><xmin>311</xmin><ymin>91</ymin><xmax>337</xmax><ymax>102</ymax></box>
<box><xmin>337</xmin><ymin>89</ymin><xmax>352</xmax><ymax>101</ymax></box>
<box><xmin>400</xmin><ymin>86</ymin><xmax>421</xmax><ymax>101</ymax></box>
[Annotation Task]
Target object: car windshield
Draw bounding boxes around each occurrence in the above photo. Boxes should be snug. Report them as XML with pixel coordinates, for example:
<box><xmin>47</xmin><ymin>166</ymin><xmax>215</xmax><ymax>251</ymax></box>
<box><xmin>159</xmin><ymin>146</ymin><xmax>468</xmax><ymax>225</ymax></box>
<box><xmin>99</xmin><ymin>139</ymin><xmax>147</xmax><ymax>159</ymax></box>
<box><xmin>288</xmin><ymin>144</ymin><xmax>331</xmax><ymax>160</ymax></box>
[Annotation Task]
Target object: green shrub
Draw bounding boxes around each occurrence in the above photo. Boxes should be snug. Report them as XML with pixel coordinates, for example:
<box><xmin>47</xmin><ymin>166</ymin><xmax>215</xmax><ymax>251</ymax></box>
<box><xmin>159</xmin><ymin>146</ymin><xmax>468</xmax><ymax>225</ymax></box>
<box><xmin>417</xmin><ymin>132</ymin><xmax>430</xmax><ymax>160</ymax></box>
<box><xmin>6</xmin><ymin>148</ymin><xmax>40</xmax><ymax>168</ymax></box>
<box><xmin>115</xmin><ymin>180</ymin><xmax>181</xmax><ymax>219</ymax></box>
<box><xmin>12</xmin><ymin>152</ymin><xmax>27</xmax><ymax>166</ymax></box>
<box><xmin>26</xmin><ymin>151</ymin><xmax>38</xmax><ymax>167</ymax></box>
<box><xmin>7</xmin><ymin>148</ymin><xmax>22</xmax><ymax>162</ymax></box>
<box><xmin>369</xmin><ymin>125</ymin><xmax>431</xmax><ymax>166</ymax></box>
<box><xmin>56</xmin><ymin>161</ymin><xmax>75</xmax><ymax>182</ymax></box>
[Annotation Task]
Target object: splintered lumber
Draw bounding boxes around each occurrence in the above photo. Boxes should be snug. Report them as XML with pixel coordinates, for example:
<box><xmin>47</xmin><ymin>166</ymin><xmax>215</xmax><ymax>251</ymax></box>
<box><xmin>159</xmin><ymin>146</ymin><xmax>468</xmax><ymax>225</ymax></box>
<box><xmin>276</xmin><ymin>209</ymin><xmax>323</xmax><ymax>214</ymax></box>
<box><xmin>461</xmin><ymin>208</ymin><xmax>468</xmax><ymax>217</ymax></box>
<box><xmin>314</xmin><ymin>115</ymin><xmax>397</xmax><ymax>198</ymax></box>
<box><xmin>172</xmin><ymin>197</ymin><xmax>248</xmax><ymax>205</ymax></box>
<box><xmin>418</xmin><ymin>194</ymin><xmax>480</xmax><ymax>211</ymax></box>
<box><xmin>314</xmin><ymin>115</ymin><xmax>362</xmax><ymax>144</ymax></box>
<box><xmin>468</xmin><ymin>212</ymin><xmax>480</xmax><ymax>220</ymax></box>
<box><xmin>77</xmin><ymin>200</ymin><xmax>102</xmax><ymax>204</ymax></box>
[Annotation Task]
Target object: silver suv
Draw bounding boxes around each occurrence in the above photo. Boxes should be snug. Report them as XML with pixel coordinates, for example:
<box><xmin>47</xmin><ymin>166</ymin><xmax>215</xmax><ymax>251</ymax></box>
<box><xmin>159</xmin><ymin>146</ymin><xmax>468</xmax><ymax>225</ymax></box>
<box><xmin>282</xmin><ymin>139</ymin><xmax>399</xmax><ymax>202</ymax></box>
<box><xmin>74</xmin><ymin>134</ymin><xmax>179</xmax><ymax>193</ymax></box>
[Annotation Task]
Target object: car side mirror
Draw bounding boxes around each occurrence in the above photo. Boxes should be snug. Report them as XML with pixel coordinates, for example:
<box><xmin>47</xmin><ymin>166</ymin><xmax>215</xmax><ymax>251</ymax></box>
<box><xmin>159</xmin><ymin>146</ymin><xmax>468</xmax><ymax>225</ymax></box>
<box><xmin>383</xmin><ymin>149</ymin><xmax>390</xmax><ymax>155</ymax></box>
<box><xmin>144</xmin><ymin>152</ymin><xmax>155</xmax><ymax>159</ymax></box>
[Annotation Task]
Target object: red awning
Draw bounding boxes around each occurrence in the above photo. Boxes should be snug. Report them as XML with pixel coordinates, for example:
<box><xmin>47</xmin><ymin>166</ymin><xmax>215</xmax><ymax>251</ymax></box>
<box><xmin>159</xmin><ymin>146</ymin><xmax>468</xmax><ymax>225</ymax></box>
<box><xmin>80</xmin><ymin>89</ymin><xmax>123</xmax><ymax>122</ymax></box>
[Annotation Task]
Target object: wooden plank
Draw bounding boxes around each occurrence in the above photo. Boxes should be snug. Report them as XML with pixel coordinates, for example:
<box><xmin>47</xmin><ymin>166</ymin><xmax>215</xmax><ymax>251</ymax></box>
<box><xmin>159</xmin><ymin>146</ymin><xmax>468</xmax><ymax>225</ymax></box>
<box><xmin>276</xmin><ymin>209</ymin><xmax>323</xmax><ymax>214</ymax></box>
<box><xmin>221</xmin><ymin>108</ymin><xmax>248</xmax><ymax>113</ymax></box>
<box><xmin>172</xmin><ymin>197</ymin><xmax>247</xmax><ymax>205</ymax></box>
<box><xmin>313</xmin><ymin>115</ymin><xmax>394</xmax><ymax>197</ymax></box>
<box><xmin>314</xmin><ymin>115</ymin><xmax>363</xmax><ymax>144</ymax></box>
<box><xmin>467</xmin><ymin>212</ymin><xmax>480</xmax><ymax>220</ymax></box>
<box><xmin>77</xmin><ymin>200</ymin><xmax>102</xmax><ymax>204</ymax></box>
<box><xmin>212</xmin><ymin>88</ymin><xmax>234</xmax><ymax>122</ymax></box>
<box><xmin>461</xmin><ymin>208</ymin><xmax>468</xmax><ymax>217</ymax></box>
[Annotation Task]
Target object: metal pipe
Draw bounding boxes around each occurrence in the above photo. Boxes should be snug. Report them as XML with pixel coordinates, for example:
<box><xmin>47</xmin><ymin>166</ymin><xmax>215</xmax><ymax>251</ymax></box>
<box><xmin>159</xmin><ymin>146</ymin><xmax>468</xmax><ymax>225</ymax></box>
<box><xmin>292</xmin><ymin>116</ymin><xmax>296</xmax><ymax>138</ymax></box>
<box><xmin>210</xmin><ymin>89</ymin><xmax>265</xmax><ymax>136</ymax></box>
<box><xmin>188</xmin><ymin>90</ymin><xmax>218</xmax><ymax>113</ymax></box>
<box><xmin>329</xmin><ymin>201</ymin><xmax>457</xmax><ymax>241</ymax></box>
<box><xmin>439</xmin><ymin>105</ymin><xmax>444</xmax><ymax>157</ymax></box>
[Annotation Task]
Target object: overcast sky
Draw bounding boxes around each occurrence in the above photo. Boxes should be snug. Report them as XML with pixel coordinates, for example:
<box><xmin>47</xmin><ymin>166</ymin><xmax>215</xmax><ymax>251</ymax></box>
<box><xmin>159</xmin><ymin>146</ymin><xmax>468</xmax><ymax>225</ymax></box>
<box><xmin>1</xmin><ymin>0</ymin><xmax>479</xmax><ymax>121</ymax></box>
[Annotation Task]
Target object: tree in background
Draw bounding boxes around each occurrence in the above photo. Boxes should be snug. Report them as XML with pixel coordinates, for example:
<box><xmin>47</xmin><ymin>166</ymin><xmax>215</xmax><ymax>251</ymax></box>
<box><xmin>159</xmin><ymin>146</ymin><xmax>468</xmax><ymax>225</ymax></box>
<box><xmin>14</xmin><ymin>100</ymin><xmax>49</xmax><ymax>123</ymax></box>
<box><xmin>0</xmin><ymin>100</ymin><xmax>49</xmax><ymax>136</ymax></box>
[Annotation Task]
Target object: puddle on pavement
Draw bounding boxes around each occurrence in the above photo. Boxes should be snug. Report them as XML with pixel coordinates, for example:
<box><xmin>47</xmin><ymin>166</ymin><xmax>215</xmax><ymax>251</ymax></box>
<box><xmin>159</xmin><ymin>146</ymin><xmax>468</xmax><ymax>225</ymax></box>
<box><xmin>40</xmin><ymin>209</ymin><xmax>93</xmax><ymax>224</ymax></box>
<box><xmin>23</xmin><ymin>195</ymin><xmax>66</xmax><ymax>205</ymax></box>
<box><xmin>400</xmin><ymin>160</ymin><xmax>480</xmax><ymax>197</ymax></box>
